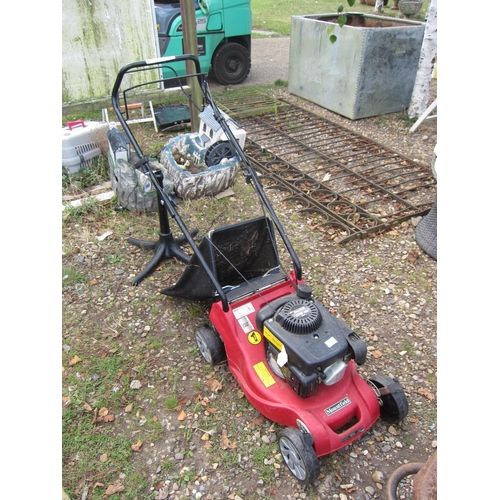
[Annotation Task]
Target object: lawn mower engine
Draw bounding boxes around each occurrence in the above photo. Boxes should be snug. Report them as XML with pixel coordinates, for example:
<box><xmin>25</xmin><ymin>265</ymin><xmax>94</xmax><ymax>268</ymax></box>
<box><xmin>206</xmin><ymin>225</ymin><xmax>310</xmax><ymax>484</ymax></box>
<box><xmin>256</xmin><ymin>284</ymin><xmax>367</xmax><ymax>399</ymax></box>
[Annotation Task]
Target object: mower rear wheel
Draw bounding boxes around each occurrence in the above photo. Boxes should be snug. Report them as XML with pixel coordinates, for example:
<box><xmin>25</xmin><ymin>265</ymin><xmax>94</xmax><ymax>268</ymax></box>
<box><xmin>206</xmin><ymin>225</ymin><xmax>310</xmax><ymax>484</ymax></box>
<box><xmin>195</xmin><ymin>325</ymin><xmax>226</xmax><ymax>366</ymax></box>
<box><xmin>370</xmin><ymin>375</ymin><xmax>409</xmax><ymax>424</ymax></box>
<box><xmin>278</xmin><ymin>427</ymin><xmax>320</xmax><ymax>485</ymax></box>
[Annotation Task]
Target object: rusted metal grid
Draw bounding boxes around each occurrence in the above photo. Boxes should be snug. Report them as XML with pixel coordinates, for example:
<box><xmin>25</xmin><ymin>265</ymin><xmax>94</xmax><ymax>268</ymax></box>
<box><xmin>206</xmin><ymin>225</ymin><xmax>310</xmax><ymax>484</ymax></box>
<box><xmin>239</xmin><ymin>105</ymin><xmax>437</xmax><ymax>243</ymax></box>
<box><xmin>212</xmin><ymin>87</ymin><xmax>289</xmax><ymax>118</ymax></box>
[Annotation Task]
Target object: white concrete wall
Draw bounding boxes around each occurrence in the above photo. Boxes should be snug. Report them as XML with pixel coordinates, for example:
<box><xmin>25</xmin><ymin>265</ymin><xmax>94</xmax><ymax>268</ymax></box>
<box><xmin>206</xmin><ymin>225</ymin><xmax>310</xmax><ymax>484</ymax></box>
<box><xmin>62</xmin><ymin>0</ymin><xmax>158</xmax><ymax>104</ymax></box>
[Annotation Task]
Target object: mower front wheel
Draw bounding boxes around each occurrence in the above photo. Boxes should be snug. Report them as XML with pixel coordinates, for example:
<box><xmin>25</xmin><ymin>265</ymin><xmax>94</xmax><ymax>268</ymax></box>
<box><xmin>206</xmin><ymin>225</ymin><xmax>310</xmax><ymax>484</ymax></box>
<box><xmin>195</xmin><ymin>325</ymin><xmax>226</xmax><ymax>366</ymax></box>
<box><xmin>370</xmin><ymin>375</ymin><xmax>409</xmax><ymax>424</ymax></box>
<box><xmin>278</xmin><ymin>427</ymin><xmax>320</xmax><ymax>485</ymax></box>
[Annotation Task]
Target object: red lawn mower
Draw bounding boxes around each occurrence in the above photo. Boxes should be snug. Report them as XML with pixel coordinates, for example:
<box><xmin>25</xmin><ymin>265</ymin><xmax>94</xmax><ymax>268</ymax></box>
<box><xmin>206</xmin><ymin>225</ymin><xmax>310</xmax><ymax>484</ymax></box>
<box><xmin>110</xmin><ymin>55</ymin><xmax>409</xmax><ymax>484</ymax></box>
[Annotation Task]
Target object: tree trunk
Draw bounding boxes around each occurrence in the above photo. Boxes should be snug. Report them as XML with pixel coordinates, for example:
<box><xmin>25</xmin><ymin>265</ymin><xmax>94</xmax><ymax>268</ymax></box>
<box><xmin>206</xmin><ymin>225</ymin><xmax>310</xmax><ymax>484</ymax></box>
<box><xmin>374</xmin><ymin>0</ymin><xmax>384</xmax><ymax>13</ymax></box>
<box><xmin>408</xmin><ymin>0</ymin><xmax>438</xmax><ymax>119</ymax></box>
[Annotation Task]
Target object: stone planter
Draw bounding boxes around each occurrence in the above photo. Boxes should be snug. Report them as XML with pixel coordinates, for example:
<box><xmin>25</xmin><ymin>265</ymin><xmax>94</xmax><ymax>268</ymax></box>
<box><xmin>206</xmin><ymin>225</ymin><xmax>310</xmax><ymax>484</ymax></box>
<box><xmin>399</xmin><ymin>1</ymin><xmax>423</xmax><ymax>16</ymax></box>
<box><xmin>289</xmin><ymin>13</ymin><xmax>425</xmax><ymax>119</ymax></box>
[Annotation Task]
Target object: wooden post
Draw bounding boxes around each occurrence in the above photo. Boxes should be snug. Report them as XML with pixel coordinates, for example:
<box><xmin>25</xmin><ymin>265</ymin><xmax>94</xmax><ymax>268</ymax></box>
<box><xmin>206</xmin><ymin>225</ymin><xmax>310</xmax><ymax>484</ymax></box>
<box><xmin>180</xmin><ymin>0</ymin><xmax>203</xmax><ymax>131</ymax></box>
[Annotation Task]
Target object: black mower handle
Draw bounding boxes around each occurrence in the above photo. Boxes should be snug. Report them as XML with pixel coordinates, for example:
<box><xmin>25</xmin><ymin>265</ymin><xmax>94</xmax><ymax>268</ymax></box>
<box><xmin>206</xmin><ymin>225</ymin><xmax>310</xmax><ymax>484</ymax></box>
<box><xmin>109</xmin><ymin>54</ymin><xmax>302</xmax><ymax>307</ymax></box>
<box><xmin>203</xmin><ymin>91</ymin><xmax>303</xmax><ymax>282</ymax></box>
<box><xmin>110</xmin><ymin>55</ymin><xmax>231</xmax><ymax>310</ymax></box>
<box><xmin>111</xmin><ymin>54</ymin><xmax>203</xmax><ymax>151</ymax></box>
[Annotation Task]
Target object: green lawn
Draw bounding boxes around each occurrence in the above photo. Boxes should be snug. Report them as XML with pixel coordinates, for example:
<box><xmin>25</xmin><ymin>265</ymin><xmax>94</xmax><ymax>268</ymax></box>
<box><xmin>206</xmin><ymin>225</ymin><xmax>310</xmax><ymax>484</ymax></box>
<box><xmin>251</xmin><ymin>0</ymin><xmax>430</xmax><ymax>35</ymax></box>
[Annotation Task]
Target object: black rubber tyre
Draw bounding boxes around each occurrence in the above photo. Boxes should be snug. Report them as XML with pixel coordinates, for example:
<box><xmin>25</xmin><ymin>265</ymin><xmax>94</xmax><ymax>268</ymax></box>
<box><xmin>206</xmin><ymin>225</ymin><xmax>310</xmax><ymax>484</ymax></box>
<box><xmin>212</xmin><ymin>43</ymin><xmax>251</xmax><ymax>86</ymax></box>
<box><xmin>415</xmin><ymin>200</ymin><xmax>437</xmax><ymax>260</ymax></box>
<box><xmin>369</xmin><ymin>375</ymin><xmax>409</xmax><ymax>424</ymax></box>
<box><xmin>278</xmin><ymin>427</ymin><xmax>320</xmax><ymax>485</ymax></box>
<box><xmin>195</xmin><ymin>325</ymin><xmax>226</xmax><ymax>366</ymax></box>
<box><xmin>205</xmin><ymin>141</ymin><xmax>235</xmax><ymax>166</ymax></box>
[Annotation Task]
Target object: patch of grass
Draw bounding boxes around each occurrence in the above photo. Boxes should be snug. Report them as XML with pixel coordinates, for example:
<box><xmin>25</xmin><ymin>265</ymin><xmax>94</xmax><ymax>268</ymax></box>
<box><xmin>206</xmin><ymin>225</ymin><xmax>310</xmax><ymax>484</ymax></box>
<box><xmin>402</xmin><ymin>342</ymin><xmax>414</xmax><ymax>356</ymax></box>
<box><xmin>274</xmin><ymin>78</ymin><xmax>288</xmax><ymax>87</ymax></box>
<box><xmin>148</xmin><ymin>339</ymin><xmax>163</xmax><ymax>351</ymax></box>
<box><xmin>187</xmin><ymin>345</ymin><xmax>199</xmax><ymax>355</ymax></box>
<box><xmin>62</xmin><ymin>265</ymin><xmax>88</xmax><ymax>286</ymax></box>
<box><xmin>426</xmin><ymin>371</ymin><xmax>437</xmax><ymax>386</ymax></box>
<box><xmin>369</xmin><ymin>255</ymin><xmax>383</xmax><ymax>267</ymax></box>
<box><xmin>165</xmin><ymin>393</ymin><xmax>180</xmax><ymax>410</ymax></box>
<box><xmin>63</xmin><ymin>155</ymin><xmax>109</xmax><ymax>194</ymax></box>
<box><xmin>397</xmin><ymin>113</ymin><xmax>418</xmax><ymax>125</ymax></box>
<box><xmin>191</xmin><ymin>380</ymin><xmax>204</xmax><ymax>391</ymax></box>
<box><xmin>186</xmin><ymin>301</ymin><xmax>209</xmax><ymax>319</ymax></box>
<box><xmin>63</xmin><ymin>110</ymin><xmax>103</xmax><ymax>125</ymax></box>
<box><xmin>104</xmin><ymin>253</ymin><xmax>124</xmax><ymax>265</ymax></box>
<box><xmin>251</xmin><ymin>442</ymin><xmax>277</xmax><ymax>481</ymax></box>
<box><xmin>62</xmin><ymin>413</ymin><xmax>136</xmax><ymax>495</ymax></box>
<box><xmin>62</xmin><ymin>196</ymin><xmax>115</xmax><ymax>223</ymax></box>
<box><xmin>62</xmin><ymin>347</ymin><xmax>164</xmax><ymax>498</ymax></box>
<box><xmin>162</xmin><ymin>459</ymin><xmax>175</xmax><ymax>472</ymax></box>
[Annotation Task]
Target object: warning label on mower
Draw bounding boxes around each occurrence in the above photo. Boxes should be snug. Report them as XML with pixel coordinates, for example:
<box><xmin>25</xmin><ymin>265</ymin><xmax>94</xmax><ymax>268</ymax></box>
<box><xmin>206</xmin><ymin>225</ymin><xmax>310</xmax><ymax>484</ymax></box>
<box><xmin>253</xmin><ymin>362</ymin><xmax>276</xmax><ymax>388</ymax></box>
<box><xmin>237</xmin><ymin>316</ymin><xmax>254</xmax><ymax>334</ymax></box>
<box><xmin>248</xmin><ymin>331</ymin><xmax>262</xmax><ymax>345</ymax></box>
<box><xmin>324</xmin><ymin>397</ymin><xmax>351</xmax><ymax>416</ymax></box>
<box><xmin>263</xmin><ymin>326</ymin><xmax>283</xmax><ymax>351</ymax></box>
<box><xmin>234</xmin><ymin>304</ymin><xmax>255</xmax><ymax>334</ymax></box>
<box><xmin>233</xmin><ymin>303</ymin><xmax>255</xmax><ymax>319</ymax></box>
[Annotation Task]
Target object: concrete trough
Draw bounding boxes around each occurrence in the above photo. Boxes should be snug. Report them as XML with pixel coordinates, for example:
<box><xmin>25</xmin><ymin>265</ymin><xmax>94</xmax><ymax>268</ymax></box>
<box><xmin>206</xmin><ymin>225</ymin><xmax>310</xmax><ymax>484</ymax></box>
<box><xmin>289</xmin><ymin>13</ymin><xmax>425</xmax><ymax>119</ymax></box>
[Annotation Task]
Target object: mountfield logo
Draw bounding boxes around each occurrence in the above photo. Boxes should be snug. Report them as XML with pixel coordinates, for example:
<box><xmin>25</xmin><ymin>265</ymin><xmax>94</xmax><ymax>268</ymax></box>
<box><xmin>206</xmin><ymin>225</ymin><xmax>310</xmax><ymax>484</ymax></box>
<box><xmin>324</xmin><ymin>397</ymin><xmax>351</xmax><ymax>416</ymax></box>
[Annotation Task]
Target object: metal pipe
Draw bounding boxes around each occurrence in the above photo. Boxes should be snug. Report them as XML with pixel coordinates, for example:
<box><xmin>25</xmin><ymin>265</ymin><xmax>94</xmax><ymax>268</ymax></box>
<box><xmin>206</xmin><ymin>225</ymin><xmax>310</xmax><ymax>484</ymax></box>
<box><xmin>385</xmin><ymin>462</ymin><xmax>424</xmax><ymax>500</ymax></box>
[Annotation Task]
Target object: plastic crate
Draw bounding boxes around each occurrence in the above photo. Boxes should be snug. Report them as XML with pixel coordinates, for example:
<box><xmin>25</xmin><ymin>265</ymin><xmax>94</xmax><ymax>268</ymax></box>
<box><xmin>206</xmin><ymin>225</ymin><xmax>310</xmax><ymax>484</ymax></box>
<box><xmin>62</xmin><ymin>120</ymin><xmax>109</xmax><ymax>173</ymax></box>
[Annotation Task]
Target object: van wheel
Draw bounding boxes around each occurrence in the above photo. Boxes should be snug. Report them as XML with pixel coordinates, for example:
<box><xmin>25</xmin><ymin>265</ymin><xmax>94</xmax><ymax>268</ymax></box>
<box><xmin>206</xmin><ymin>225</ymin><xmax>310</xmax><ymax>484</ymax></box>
<box><xmin>212</xmin><ymin>43</ymin><xmax>250</xmax><ymax>86</ymax></box>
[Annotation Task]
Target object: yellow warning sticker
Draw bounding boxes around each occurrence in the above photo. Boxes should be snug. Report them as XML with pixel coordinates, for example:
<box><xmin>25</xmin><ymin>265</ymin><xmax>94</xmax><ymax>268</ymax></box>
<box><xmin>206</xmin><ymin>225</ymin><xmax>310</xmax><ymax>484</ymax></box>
<box><xmin>263</xmin><ymin>326</ymin><xmax>283</xmax><ymax>351</ymax></box>
<box><xmin>248</xmin><ymin>331</ymin><xmax>262</xmax><ymax>345</ymax></box>
<box><xmin>253</xmin><ymin>361</ymin><xmax>276</xmax><ymax>388</ymax></box>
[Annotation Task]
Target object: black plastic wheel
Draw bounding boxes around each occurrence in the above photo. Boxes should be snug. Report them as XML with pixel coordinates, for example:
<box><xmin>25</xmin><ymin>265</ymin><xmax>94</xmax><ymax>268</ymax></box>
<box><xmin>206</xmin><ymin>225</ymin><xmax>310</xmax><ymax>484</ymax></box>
<box><xmin>369</xmin><ymin>375</ymin><xmax>409</xmax><ymax>424</ymax></box>
<box><xmin>212</xmin><ymin>42</ymin><xmax>251</xmax><ymax>85</ymax></box>
<box><xmin>278</xmin><ymin>427</ymin><xmax>320</xmax><ymax>485</ymax></box>
<box><xmin>205</xmin><ymin>141</ymin><xmax>235</xmax><ymax>167</ymax></box>
<box><xmin>195</xmin><ymin>325</ymin><xmax>226</xmax><ymax>365</ymax></box>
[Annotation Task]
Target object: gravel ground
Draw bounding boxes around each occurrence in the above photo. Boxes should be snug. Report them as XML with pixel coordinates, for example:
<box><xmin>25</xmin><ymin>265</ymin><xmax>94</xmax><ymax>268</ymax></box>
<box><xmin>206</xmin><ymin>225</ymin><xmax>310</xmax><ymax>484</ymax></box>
<box><xmin>62</xmin><ymin>39</ymin><xmax>438</xmax><ymax>499</ymax></box>
<box><xmin>62</xmin><ymin>186</ymin><xmax>437</xmax><ymax>500</ymax></box>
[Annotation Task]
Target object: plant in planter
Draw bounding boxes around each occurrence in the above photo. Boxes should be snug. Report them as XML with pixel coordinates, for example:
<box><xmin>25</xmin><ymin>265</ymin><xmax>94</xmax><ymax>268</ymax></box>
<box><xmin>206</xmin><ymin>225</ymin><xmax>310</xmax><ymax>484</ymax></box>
<box><xmin>327</xmin><ymin>0</ymin><xmax>356</xmax><ymax>43</ymax></box>
<box><xmin>399</xmin><ymin>0</ymin><xmax>423</xmax><ymax>17</ymax></box>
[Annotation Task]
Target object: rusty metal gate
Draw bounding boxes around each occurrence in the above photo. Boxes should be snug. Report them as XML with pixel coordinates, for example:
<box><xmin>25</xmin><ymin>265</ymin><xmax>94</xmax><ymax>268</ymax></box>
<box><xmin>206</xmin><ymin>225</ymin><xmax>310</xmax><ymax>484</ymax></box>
<box><xmin>216</xmin><ymin>90</ymin><xmax>437</xmax><ymax>243</ymax></box>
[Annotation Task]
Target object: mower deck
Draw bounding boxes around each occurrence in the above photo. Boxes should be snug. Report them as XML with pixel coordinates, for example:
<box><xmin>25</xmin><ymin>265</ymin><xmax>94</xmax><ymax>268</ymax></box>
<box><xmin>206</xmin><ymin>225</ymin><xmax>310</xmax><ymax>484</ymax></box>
<box><xmin>208</xmin><ymin>273</ymin><xmax>380</xmax><ymax>458</ymax></box>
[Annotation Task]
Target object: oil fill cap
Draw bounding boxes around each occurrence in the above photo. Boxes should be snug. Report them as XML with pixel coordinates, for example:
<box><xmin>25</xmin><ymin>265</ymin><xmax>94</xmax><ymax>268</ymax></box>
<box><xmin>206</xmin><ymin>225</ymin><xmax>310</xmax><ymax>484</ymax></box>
<box><xmin>296</xmin><ymin>284</ymin><xmax>313</xmax><ymax>300</ymax></box>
